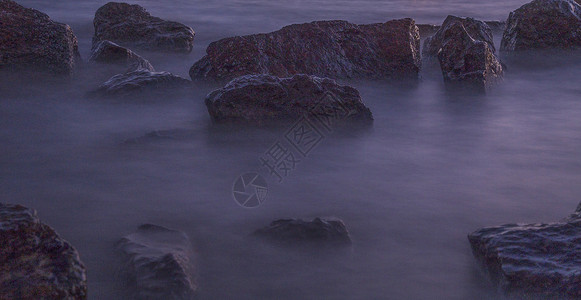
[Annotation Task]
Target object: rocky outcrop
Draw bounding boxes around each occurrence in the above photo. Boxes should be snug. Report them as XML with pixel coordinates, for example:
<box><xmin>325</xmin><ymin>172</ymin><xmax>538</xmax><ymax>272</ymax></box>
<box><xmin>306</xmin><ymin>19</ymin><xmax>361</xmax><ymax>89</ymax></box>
<box><xmin>423</xmin><ymin>16</ymin><xmax>495</xmax><ymax>56</ymax></box>
<box><xmin>419</xmin><ymin>20</ymin><xmax>504</xmax><ymax>39</ymax></box>
<box><xmin>92</xmin><ymin>69</ymin><xmax>191</xmax><ymax>97</ymax></box>
<box><xmin>89</xmin><ymin>40</ymin><xmax>154</xmax><ymax>72</ymax></box>
<box><xmin>253</xmin><ymin>218</ymin><xmax>352</xmax><ymax>246</ymax></box>
<box><xmin>190</xmin><ymin>19</ymin><xmax>421</xmax><ymax>81</ymax></box>
<box><xmin>469</xmin><ymin>204</ymin><xmax>581</xmax><ymax>298</ymax></box>
<box><xmin>93</xmin><ymin>2</ymin><xmax>195</xmax><ymax>53</ymax></box>
<box><xmin>0</xmin><ymin>203</ymin><xmax>87</xmax><ymax>299</ymax></box>
<box><xmin>501</xmin><ymin>0</ymin><xmax>581</xmax><ymax>51</ymax></box>
<box><xmin>0</xmin><ymin>0</ymin><xmax>80</xmax><ymax>75</ymax></box>
<box><xmin>205</xmin><ymin>74</ymin><xmax>373</xmax><ymax>124</ymax></box>
<box><xmin>118</xmin><ymin>224</ymin><xmax>196</xmax><ymax>299</ymax></box>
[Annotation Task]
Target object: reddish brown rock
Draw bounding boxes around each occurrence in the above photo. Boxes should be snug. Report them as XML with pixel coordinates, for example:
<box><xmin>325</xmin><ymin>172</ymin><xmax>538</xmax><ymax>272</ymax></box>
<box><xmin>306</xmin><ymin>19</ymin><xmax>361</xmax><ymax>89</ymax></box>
<box><xmin>423</xmin><ymin>16</ymin><xmax>495</xmax><ymax>56</ymax></box>
<box><xmin>0</xmin><ymin>203</ymin><xmax>87</xmax><ymax>299</ymax></box>
<box><xmin>93</xmin><ymin>2</ymin><xmax>195</xmax><ymax>53</ymax></box>
<box><xmin>190</xmin><ymin>19</ymin><xmax>421</xmax><ymax>81</ymax></box>
<box><xmin>0</xmin><ymin>0</ymin><xmax>80</xmax><ymax>75</ymax></box>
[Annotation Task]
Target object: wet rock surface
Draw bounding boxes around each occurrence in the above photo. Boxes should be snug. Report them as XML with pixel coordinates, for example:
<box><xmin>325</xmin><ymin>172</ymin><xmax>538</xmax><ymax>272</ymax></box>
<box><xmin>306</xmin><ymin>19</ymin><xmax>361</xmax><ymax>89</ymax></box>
<box><xmin>93</xmin><ymin>2</ymin><xmax>195</xmax><ymax>53</ymax></box>
<box><xmin>205</xmin><ymin>74</ymin><xmax>373</xmax><ymax>124</ymax></box>
<box><xmin>89</xmin><ymin>40</ymin><xmax>154</xmax><ymax>72</ymax></box>
<box><xmin>190</xmin><ymin>19</ymin><xmax>421</xmax><ymax>81</ymax></box>
<box><xmin>0</xmin><ymin>203</ymin><xmax>87</xmax><ymax>299</ymax></box>
<box><xmin>501</xmin><ymin>0</ymin><xmax>581</xmax><ymax>51</ymax></box>
<box><xmin>118</xmin><ymin>224</ymin><xmax>196</xmax><ymax>300</ymax></box>
<box><xmin>92</xmin><ymin>69</ymin><xmax>191</xmax><ymax>97</ymax></box>
<box><xmin>253</xmin><ymin>218</ymin><xmax>352</xmax><ymax>246</ymax></box>
<box><xmin>468</xmin><ymin>204</ymin><xmax>581</xmax><ymax>298</ymax></box>
<box><xmin>423</xmin><ymin>16</ymin><xmax>495</xmax><ymax>56</ymax></box>
<box><xmin>0</xmin><ymin>0</ymin><xmax>80</xmax><ymax>75</ymax></box>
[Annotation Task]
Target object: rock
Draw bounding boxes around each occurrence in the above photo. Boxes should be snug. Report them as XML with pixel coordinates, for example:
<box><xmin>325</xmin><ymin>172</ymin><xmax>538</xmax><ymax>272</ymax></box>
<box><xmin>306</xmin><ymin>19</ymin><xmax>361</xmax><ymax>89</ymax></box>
<box><xmin>190</xmin><ymin>19</ymin><xmax>421</xmax><ymax>81</ymax></box>
<box><xmin>89</xmin><ymin>40</ymin><xmax>154</xmax><ymax>72</ymax></box>
<box><xmin>118</xmin><ymin>224</ymin><xmax>196</xmax><ymax>299</ymax></box>
<box><xmin>417</xmin><ymin>24</ymin><xmax>440</xmax><ymax>38</ymax></box>
<box><xmin>253</xmin><ymin>218</ymin><xmax>352</xmax><ymax>246</ymax></box>
<box><xmin>92</xmin><ymin>69</ymin><xmax>191</xmax><ymax>97</ymax></box>
<box><xmin>501</xmin><ymin>0</ymin><xmax>581</xmax><ymax>51</ymax></box>
<box><xmin>423</xmin><ymin>16</ymin><xmax>495</xmax><ymax>56</ymax></box>
<box><xmin>205</xmin><ymin>74</ymin><xmax>373</xmax><ymax>124</ymax></box>
<box><xmin>0</xmin><ymin>0</ymin><xmax>80</xmax><ymax>75</ymax></box>
<box><xmin>0</xmin><ymin>203</ymin><xmax>87</xmax><ymax>299</ymax></box>
<box><xmin>93</xmin><ymin>2</ymin><xmax>195</xmax><ymax>53</ymax></box>
<box><xmin>468</xmin><ymin>204</ymin><xmax>581</xmax><ymax>298</ymax></box>
<box><xmin>484</xmin><ymin>21</ymin><xmax>506</xmax><ymax>33</ymax></box>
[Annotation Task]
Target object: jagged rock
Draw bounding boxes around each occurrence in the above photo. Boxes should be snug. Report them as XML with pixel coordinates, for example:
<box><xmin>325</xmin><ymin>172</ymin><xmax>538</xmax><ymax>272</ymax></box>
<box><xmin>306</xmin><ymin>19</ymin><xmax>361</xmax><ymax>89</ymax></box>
<box><xmin>89</xmin><ymin>40</ymin><xmax>154</xmax><ymax>72</ymax></box>
<box><xmin>190</xmin><ymin>19</ymin><xmax>421</xmax><ymax>81</ymax></box>
<box><xmin>205</xmin><ymin>74</ymin><xmax>373</xmax><ymax>124</ymax></box>
<box><xmin>0</xmin><ymin>0</ymin><xmax>80</xmax><ymax>75</ymax></box>
<box><xmin>0</xmin><ymin>203</ymin><xmax>87</xmax><ymax>299</ymax></box>
<box><xmin>93</xmin><ymin>2</ymin><xmax>195</xmax><ymax>53</ymax></box>
<box><xmin>423</xmin><ymin>16</ymin><xmax>495</xmax><ymax>56</ymax></box>
<box><xmin>118</xmin><ymin>224</ymin><xmax>196</xmax><ymax>299</ymax></box>
<box><xmin>468</xmin><ymin>204</ymin><xmax>581</xmax><ymax>298</ymax></box>
<box><xmin>253</xmin><ymin>218</ymin><xmax>352</xmax><ymax>246</ymax></box>
<box><xmin>92</xmin><ymin>69</ymin><xmax>191</xmax><ymax>97</ymax></box>
<box><xmin>501</xmin><ymin>0</ymin><xmax>581</xmax><ymax>51</ymax></box>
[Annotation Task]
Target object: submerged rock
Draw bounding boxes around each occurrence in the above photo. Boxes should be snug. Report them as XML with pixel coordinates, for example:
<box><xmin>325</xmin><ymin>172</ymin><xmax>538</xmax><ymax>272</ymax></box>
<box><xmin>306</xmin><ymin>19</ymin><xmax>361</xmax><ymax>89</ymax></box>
<box><xmin>118</xmin><ymin>224</ymin><xmax>196</xmax><ymax>299</ymax></box>
<box><xmin>92</xmin><ymin>69</ymin><xmax>191</xmax><ymax>97</ymax></box>
<box><xmin>190</xmin><ymin>19</ymin><xmax>421</xmax><ymax>81</ymax></box>
<box><xmin>0</xmin><ymin>203</ymin><xmax>87</xmax><ymax>299</ymax></box>
<box><xmin>423</xmin><ymin>16</ymin><xmax>495</xmax><ymax>56</ymax></box>
<box><xmin>89</xmin><ymin>40</ymin><xmax>154</xmax><ymax>72</ymax></box>
<box><xmin>93</xmin><ymin>2</ymin><xmax>195</xmax><ymax>53</ymax></box>
<box><xmin>253</xmin><ymin>218</ymin><xmax>352</xmax><ymax>246</ymax></box>
<box><xmin>468</xmin><ymin>204</ymin><xmax>581</xmax><ymax>298</ymax></box>
<box><xmin>0</xmin><ymin>0</ymin><xmax>80</xmax><ymax>75</ymax></box>
<box><xmin>501</xmin><ymin>0</ymin><xmax>581</xmax><ymax>51</ymax></box>
<box><xmin>205</xmin><ymin>74</ymin><xmax>373</xmax><ymax>124</ymax></box>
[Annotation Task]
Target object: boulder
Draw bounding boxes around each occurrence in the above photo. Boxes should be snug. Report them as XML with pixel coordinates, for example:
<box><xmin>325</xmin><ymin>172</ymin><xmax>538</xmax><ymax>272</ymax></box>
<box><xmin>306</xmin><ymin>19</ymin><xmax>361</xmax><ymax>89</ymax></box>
<box><xmin>89</xmin><ymin>40</ymin><xmax>154</xmax><ymax>72</ymax></box>
<box><xmin>253</xmin><ymin>218</ymin><xmax>352</xmax><ymax>246</ymax></box>
<box><xmin>205</xmin><ymin>74</ymin><xmax>373</xmax><ymax>124</ymax></box>
<box><xmin>468</xmin><ymin>204</ymin><xmax>581</xmax><ymax>298</ymax></box>
<box><xmin>93</xmin><ymin>2</ymin><xmax>195</xmax><ymax>53</ymax></box>
<box><xmin>190</xmin><ymin>19</ymin><xmax>421</xmax><ymax>81</ymax></box>
<box><xmin>118</xmin><ymin>224</ymin><xmax>196</xmax><ymax>299</ymax></box>
<box><xmin>0</xmin><ymin>203</ymin><xmax>87</xmax><ymax>299</ymax></box>
<box><xmin>423</xmin><ymin>16</ymin><xmax>495</xmax><ymax>56</ymax></box>
<box><xmin>501</xmin><ymin>0</ymin><xmax>581</xmax><ymax>51</ymax></box>
<box><xmin>92</xmin><ymin>69</ymin><xmax>191</xmax><ymax>97</ymax></box>
<box><xmin>0</xmin><ymin>0</ymin><xmax>80</xmax><ymax>75</ymax></box>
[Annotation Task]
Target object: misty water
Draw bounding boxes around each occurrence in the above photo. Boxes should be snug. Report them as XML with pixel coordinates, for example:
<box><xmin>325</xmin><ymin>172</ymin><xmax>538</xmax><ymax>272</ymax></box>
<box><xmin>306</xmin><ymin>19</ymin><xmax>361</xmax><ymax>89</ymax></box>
<box><xmin>2</xmin><ymin>0</ymin><xmax>581</xmax><ymax>299</ymax></box>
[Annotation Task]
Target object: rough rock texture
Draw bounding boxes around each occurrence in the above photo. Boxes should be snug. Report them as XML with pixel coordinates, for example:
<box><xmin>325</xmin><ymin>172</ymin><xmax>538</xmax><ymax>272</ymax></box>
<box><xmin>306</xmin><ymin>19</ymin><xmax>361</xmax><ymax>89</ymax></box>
<box><xmin>89</xmin><ymin>40</ymin><xmax>154</xmax><ymax>72</ymax></box>
<box><xmin>93</xmin><ymin>2</ymin><xmax>195</xmax><ymax>53</ymax></box>
<box><xmin>0</xmin><ymin>203</ymin><xmax>87</xmax><ymax>299</ymax></box>
<box><xmin>501</xmin><ymin>0</ymin><xmax>581</xmax><ymax>51</ymax></box>
<box><xmin>253</xmin><ymin>218</ymin><xmax>352</xmax><ymax>246</ymax></box>
<box><xmin>205</xmin><ymin>74</ymin><xmax>373</xmax><ymax>124</ymax></box>
<box><xmin>118</xmin><ymin>224</ymin><xmax>196</xmax><ymax>300</ymax></box>
<box><xmin>0</xmin><ymin>0</ymin><xmax>80</xmax><ymax>75</ymax></box>
<box><xmin>92</xmin><ymin>69</ymin><xmax>191</xmax><ymax>97</ymax></box>
<box><xmin>190</xmin><ymin>19</ymin><xmax>421</xmax><ymax>81</ymax></box>
<box><xmin>468</xmin><ymin>204</ymin><xmax>581</xmax><ymax>298</ymax></box>
<box><xmin>419</xmin><ymin>21</ymin><xmax>504</xmax><ymax>38</ymax></box>
<box><xmin>423</xmin><ymin>16</ymin><xmax>495</xmax><ymax>56</ymax></box>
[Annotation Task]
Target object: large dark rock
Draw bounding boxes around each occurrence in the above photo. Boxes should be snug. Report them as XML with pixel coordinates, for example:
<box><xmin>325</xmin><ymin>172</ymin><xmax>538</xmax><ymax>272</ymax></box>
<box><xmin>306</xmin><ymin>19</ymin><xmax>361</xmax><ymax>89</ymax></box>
<box><xmin>0</xmin><ymin>203</ymin><xmax>87</xmax><ymax>299</ymax></box>
<box><xmin>89</xmin><ymin>40</ymin><xmax>154</xmax><ymax>72</ymax></box>
<box><xmin>468</xmin><ymin>204</ymin><xmax>581</xmax><ymax>298</ymax></box>
<box><xmin>93</xmin><ymin>2</ymin><xmax>195</xmax><ymax>53</ymax></box>
<box><xmin>92</xmin><ymin>69</ymin><xmax>191</xmax><ymax>97</ymax></box>
<box><xmin>205</xmin><ymin>74</ymin><xmax>373</xmax><ymax>124</ymax></box>
<box><xmin>253</xmin><ymin>218</ymin><xmax>352</xmax><ymax>246</ymax></box>
<box><xmin>0</xmin><ymin>0</ymin><xmax>80</xmax><ymax>75</ymax></box>
<box><xmin>118</xmin><ymin>224</ymin><xmax>196</xmax><ymax>299</ymax></box>
<box><xmin>190</xmin><ymin>19</ymin><xmax>421</xmax><ymax>81</ymax></box>
<box><xmin>501</xmin><ymin>0</ymin><xmax>581</xmax><ymax>51</ymax></box>
<box><xmin>423</xmin><ymin>16</ymin><xmax>495</xmax><ymax>56</ymax></box>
